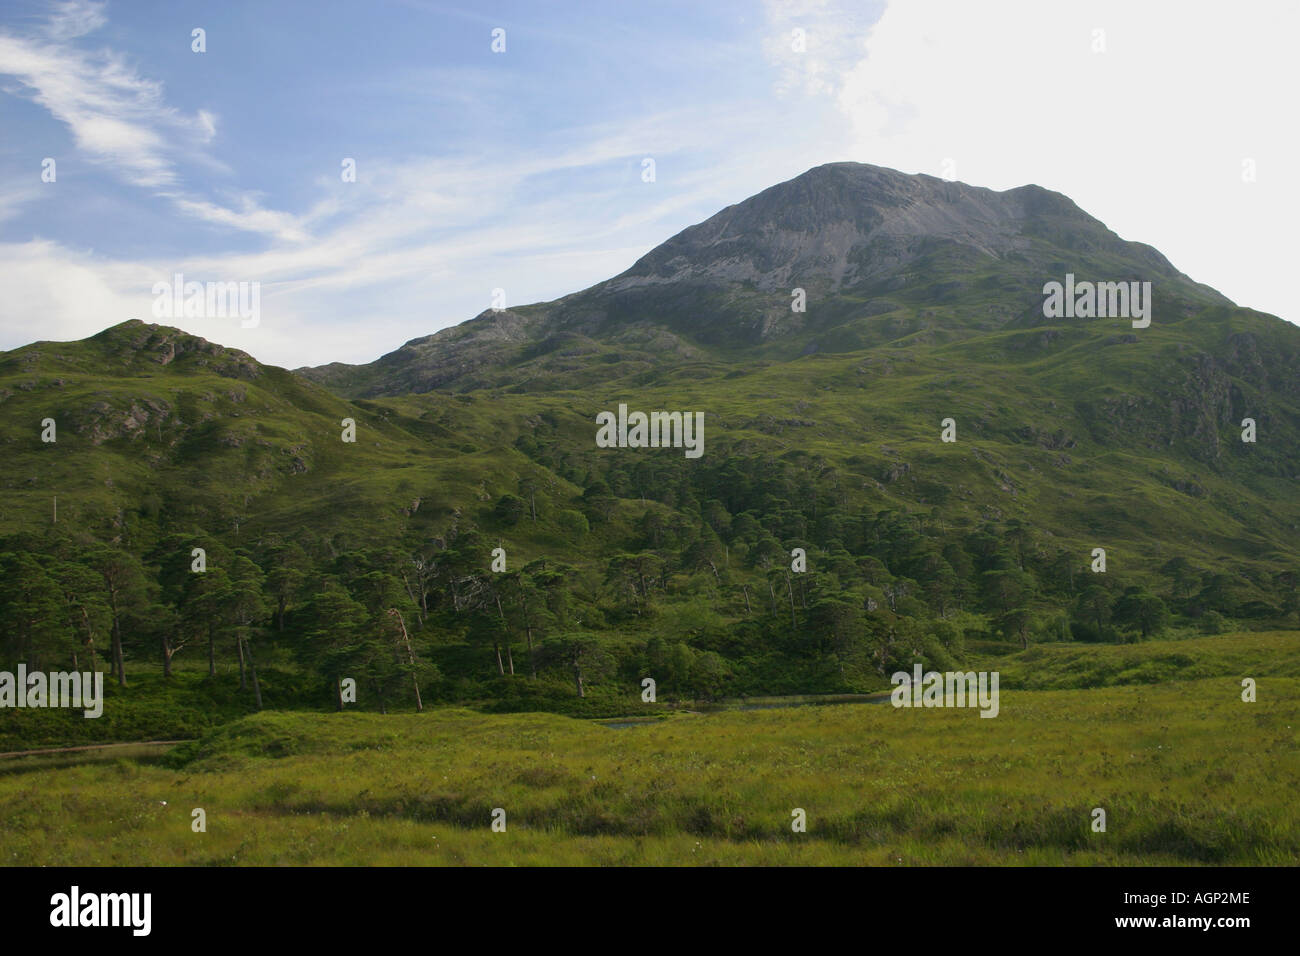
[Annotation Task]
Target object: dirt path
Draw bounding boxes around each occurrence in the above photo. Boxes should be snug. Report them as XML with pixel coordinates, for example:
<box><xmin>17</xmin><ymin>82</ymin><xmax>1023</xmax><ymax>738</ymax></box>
<box><xmin>0</xmin><ymin>740</ymin><xmax>189</xmax><ymax>759</ymax></box>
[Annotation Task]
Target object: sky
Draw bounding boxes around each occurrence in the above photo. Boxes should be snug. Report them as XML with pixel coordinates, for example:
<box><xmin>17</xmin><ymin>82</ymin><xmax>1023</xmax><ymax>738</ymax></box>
<box><xmin>0</xmin><ymin>0</ymin><xmax>1296</xmax><ymax>368</ymax></box>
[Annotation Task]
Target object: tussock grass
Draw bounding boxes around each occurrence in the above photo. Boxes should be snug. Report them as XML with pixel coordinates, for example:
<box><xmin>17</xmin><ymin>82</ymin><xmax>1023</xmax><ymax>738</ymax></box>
<box><xmin>2</xmin><ymin>644</ymin><xmax>1295</xmax><ymax>865</ymax></box>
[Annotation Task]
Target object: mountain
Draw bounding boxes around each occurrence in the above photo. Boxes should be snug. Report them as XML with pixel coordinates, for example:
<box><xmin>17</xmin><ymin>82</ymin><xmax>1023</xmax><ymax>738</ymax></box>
<box><xmin>2</xmin><ymin>162</ymin><xmax>1298</xmax><ymax>724</ymax></box>
<box><xmin>297</xmin><ymin>162</ymin><xmax>1234</xmax><ymax>396</ymax></box>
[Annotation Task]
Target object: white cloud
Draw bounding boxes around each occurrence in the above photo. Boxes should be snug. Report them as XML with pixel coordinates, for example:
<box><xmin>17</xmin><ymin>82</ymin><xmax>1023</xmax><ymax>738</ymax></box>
<box><xmin>43</xmin><ymin>0</ymin><xmax>107</xmax><ymax>42</ymax></box>
<box><xmin>0</xmin><ymin>240</ymin><xmax>145</xmax><ymax>343</ymax></box>
<box><xmin>166</xmin><ymin>195</ymin><xmax>311</xmax><ymax>244</ymax></box>
<box><xmin>762</xmin><ymin>0</ymin><xmax>882</xmax><ymax>97</ymax></box>
<box><xmin>831</xmin><ymin>0</ymin><xmax>1299</xmax><ymax>322</ymax></box>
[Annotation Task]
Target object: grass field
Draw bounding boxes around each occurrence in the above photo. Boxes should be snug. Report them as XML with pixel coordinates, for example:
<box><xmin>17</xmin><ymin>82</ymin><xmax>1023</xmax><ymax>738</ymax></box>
<box><xmin>2</xmin><ymin>632</ymin><xmax>1296</xmax><ymax>866</ymax></box>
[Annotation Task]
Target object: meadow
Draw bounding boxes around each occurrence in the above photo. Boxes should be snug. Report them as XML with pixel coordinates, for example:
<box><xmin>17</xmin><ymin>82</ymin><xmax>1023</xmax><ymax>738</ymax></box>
<box><xmin>1</xmin><ymin>632</ymin><xmax>1296</xmax><ymax>866</ymax></box>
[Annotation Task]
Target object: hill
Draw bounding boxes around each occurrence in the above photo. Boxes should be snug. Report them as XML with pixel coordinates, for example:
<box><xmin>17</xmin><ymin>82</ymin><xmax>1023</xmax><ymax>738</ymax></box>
<box><xmin>1</xmin><ymin>163</ymin><xmax>1297</xmax><ymax>736</ymax></box>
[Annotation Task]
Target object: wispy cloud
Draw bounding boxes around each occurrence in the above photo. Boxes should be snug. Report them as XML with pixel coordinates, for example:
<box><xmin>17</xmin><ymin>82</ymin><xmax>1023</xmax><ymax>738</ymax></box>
<box><xmin>0</xmin><ymin>1</ymin><xmax>301</xmax><ymax>240</ymax></box>
<box><xmin>166</xmin><ymin>194</ymin><xmax>311</xmax><ymax>244</ymax></box>
<box><xmin>0</xmin><ymin>179</ymin><xmax>45</xmax><ymax>223</ymax></box>
<box><xmin>44</xmin><ymin>0</ymin><xmax>106</xmax><ymax>41</ymax></box>
<box><xmin>762</xmin><ymin>0</ymin><xmax>882</xmax><ymax>97</ymax></box>
<box><xmin>0</xmin><ymin>4</ymin><xmax>211</xmax><ymax>187</ymax></box>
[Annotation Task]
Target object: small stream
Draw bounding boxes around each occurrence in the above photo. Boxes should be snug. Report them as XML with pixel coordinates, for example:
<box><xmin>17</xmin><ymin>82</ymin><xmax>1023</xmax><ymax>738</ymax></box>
<box><xmin>600</xmin><ymin>693</ymin><xmax>892</xmax><ymax>728</ymax></box>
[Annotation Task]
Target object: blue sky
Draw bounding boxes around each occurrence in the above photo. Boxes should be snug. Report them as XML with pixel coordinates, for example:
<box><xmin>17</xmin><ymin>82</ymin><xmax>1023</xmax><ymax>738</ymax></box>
<box><xmin>1</xmin><ymin>0</ymin><xmax>1295</xmax><ymax>366</ymax></box>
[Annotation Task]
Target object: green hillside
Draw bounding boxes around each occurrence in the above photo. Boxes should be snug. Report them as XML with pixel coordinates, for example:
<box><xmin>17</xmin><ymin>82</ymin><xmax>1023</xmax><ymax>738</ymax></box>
<box><xmin>2</xmin><ymin>164</ymin><xmax>1298</xmax><ymax>745</ymax></box>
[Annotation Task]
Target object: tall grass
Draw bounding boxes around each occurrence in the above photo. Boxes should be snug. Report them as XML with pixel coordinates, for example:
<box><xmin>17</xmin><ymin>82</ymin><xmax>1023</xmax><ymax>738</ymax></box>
<box><xmin>1</xmin><ymin>666</ymin><xmax>1295</xmax><ymax>865</ymax></box>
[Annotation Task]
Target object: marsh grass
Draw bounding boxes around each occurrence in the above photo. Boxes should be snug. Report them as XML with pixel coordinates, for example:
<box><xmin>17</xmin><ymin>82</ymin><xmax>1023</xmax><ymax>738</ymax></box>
<box><xmin>1</xmin><ymin>649</ymin><xmax>1295</xmax><ymax>865</ymax></box>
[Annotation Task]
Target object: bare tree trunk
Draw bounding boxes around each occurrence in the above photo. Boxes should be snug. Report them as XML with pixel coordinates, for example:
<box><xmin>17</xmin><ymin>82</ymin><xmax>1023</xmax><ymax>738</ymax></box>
<box><xmin>494</xmin><ymin>642</ymin><xmax>504</xmax><ymax>676</ymax></box>
<box><xmin>742</xmin><ymin>584</ymin><xmax>752</xmax><ymax>615</ymax></box>
<box><xmin>80</xmin><ymin>607</ymin><xmax>97</xmax><ymax>673</ymax></box>
<box><xmin>244</xmin><ymin>634</ymin><xmax>263</xmax><ymax>710</ymax></box>
<box><xmin>785</xmin><ymin>572</ymin><xmax>795</xmax><ymax>632</ymax></box>
<box><xmin>401</xmin><ymin>571</ymin><xmax>426</xmax><ymax>629</ymax></box>
<box><xmin>162</xmin><ymin>635</ymin><xmax>173</xmax><ymax>678</ymax></box>
<box><xmin>494</xmin><ymin>594</ymin><xmax>515</xmax><ymax>676</ymax></box>
<box><xmin>236</xmin><ymin>635</ymin><xmax>247</xmax><ymax>691</ymax></box>
<box><xmin>110</xmin><ymin>611</ymin><xmax>126</xmax><ymax>687</ymax></box>
<box><xmin>786</xmin><ymin>572</ymin><xmax>797</xmax><ymax>629</ymax></box>
<box><xmin>515</xmin><ymin>579</ymin><xmax>537</xmax><ymax>677</ymax></box>
<box><xmin>388</xmin><ymin>608</ymin><xmax>423</xmax><ymax>712</ymax></box>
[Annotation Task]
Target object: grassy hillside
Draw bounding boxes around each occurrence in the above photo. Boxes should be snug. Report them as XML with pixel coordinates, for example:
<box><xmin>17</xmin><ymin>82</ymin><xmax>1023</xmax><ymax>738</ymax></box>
<box><xmin>1</xmin><ymin>305</ymin><xmax>1298</xmax><ymax>742</ymax></box>
<box><xmin>980</xmin><ymin>630</ymin><xmax>1300</xmax><ymax>688</ymax></box>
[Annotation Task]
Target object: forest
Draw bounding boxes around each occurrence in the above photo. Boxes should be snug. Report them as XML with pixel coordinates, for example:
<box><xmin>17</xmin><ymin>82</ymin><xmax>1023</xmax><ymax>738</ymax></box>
<box><xmin>4</xmin><ymin>430</ymin><xmax>1292</xmax><ymax>723</ymax></box>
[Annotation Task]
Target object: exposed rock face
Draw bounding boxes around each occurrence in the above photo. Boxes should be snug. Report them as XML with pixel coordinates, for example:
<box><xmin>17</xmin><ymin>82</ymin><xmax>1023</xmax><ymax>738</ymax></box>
<box><xmin>69</xmin><ymin>398</ymin><xmax>174</xmax><ymax>445</ymax></box>
<box><xmin>607</xmin><ymin>163</ymin><xmax>1163</xmax><ymax>292</ymax></box>
<box><xmin>88</xmin><ymin>320</ymin><xmax>263</xmax><ymax>380</ymax></box>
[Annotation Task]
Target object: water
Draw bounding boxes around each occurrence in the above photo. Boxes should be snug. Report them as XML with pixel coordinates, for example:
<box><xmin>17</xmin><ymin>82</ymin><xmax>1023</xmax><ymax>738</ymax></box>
<box><xmin>600</xmin><ymin>693</ymin><xmax>891</xmax><ymax>728</ymax></box>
